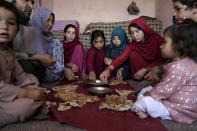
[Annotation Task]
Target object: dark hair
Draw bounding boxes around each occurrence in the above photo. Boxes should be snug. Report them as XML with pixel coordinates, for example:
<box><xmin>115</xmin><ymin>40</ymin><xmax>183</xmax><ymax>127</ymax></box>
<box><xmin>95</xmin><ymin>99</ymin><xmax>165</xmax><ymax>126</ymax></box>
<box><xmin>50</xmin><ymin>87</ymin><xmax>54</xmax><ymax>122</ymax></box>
<box><xmin>51</xmin><ymin>13</ymin><xmax>55</xmax><ymax>23</ymax></box>
<box><xmin>0</xmin><ymin>0</ymin><xmax>20</xmax><ymax>28</ymax></box>
<box><xmin>63</xmin><ymin>24</ymin><xmax>75</xmax><ymax>39</ymax></box>
<box><xmin>172</xmin><ymin>0</ymin><xmax>197</xmax><ymax>8</ymax></box>
<box><xmin>163</xmin><ymin>19</ymin><xmax>197</xmax><ymax>61</ymax></box>
<box><xmin>91</xmin><ymin>30</ymin><xmax>105</xmax><ymax>45</ymax></box>
<box><xmin>129</xmin><ymin>23</ymin><xmax>142</xmax><ymax>31</ymax></box>
<box><xmin>128</xmin><ymin>23</ymin><xmax>145</xmax><ymax>39</ymax></box>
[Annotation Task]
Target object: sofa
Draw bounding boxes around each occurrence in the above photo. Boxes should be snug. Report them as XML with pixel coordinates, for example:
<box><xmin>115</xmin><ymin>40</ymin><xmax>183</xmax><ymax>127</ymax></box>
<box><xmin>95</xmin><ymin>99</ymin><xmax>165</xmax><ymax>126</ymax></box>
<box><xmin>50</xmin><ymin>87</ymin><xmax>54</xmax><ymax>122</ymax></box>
<box><xmin>52</xmin><ymin>16</ymin><xmax>163</xmax><ymax>50</ymax></box>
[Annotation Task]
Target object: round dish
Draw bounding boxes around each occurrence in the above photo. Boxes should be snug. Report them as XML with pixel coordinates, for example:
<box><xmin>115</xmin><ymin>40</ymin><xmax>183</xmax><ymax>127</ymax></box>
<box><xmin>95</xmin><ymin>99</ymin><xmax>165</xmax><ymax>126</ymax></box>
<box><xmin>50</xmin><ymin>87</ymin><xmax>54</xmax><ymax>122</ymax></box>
<box><xmin>88</xmin><ymin>86</ymin><xmax>112</xmax><ymax>97</ymax></box>
<box><xmin>85</xmin><ymin>79</ymin><xmax>108</xmax><ymax>86</ymax></box>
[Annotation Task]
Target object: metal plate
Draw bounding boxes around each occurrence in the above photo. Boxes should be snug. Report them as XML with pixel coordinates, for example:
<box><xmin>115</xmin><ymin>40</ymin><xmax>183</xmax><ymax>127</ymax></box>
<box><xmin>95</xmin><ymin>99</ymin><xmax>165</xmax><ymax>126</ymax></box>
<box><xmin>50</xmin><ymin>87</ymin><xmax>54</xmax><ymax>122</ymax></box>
<box><xmin>88</xmin><ymin>86</ymin><xmax>112</xmax><ymax>97</ymax></box>
<box><xmin>84</xmin><ymin>79</ymin><xmax>108</xmax><ymax>86</ymax></box>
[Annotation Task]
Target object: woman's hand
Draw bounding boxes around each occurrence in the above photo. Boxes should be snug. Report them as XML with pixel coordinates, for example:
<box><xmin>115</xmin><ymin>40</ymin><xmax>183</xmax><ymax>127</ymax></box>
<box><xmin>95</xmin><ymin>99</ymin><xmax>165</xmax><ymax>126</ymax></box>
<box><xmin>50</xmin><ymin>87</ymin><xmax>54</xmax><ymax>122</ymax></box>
<box><xmin>89</xmin><ymin>72</ymin><xmax>96</xmax><ymax>81</ymax></box>
<box><xmin>104</xmin><ymin>57</ymin><xmax>112</xmax><ymax>65</ymax></box>
<box><xmin>29</xmin><ymin>54</ymin><xmax>56</xmax><ymax>67</ymax></box>
<box><xmin>116</xmin><ymin>68</ymin><xmax>123</xmax><ymax>81</ymax></box>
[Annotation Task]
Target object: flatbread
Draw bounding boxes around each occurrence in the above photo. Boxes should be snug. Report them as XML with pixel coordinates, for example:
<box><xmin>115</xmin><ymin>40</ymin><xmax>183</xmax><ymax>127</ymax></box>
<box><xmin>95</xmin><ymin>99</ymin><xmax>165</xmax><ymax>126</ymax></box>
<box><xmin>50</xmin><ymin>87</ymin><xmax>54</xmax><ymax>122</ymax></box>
<box><xmin>52</xmin><ymin>84</ymin><xmax>78</xmax><ymax>92</ymax></box>
<box><xmin>57</xmin><ymin>103</ymin><xmax>72</xmax><ymax>111</ymax></box>
<box><xmin>109</xmin><ymin>80</ymin><xmax>127</xmax><ymax>86</ymax></box>
<box><xmin>99</xmin><ymin>94</ymin><xmax>133</xmax><ymax>111</ymax></box>
<box><xmin>54</xmin><ymin>89</ymin><xmax>100</xmax><ymax>111</ymax></box>
<box><xmin>115</xmin><ymin>89</ymin><xmax>134</xmax><ymax>96</ymax></box>
<box><xmin>72</xmin><ymin>80</ymin><xmax>83</xmax><ymax>84</ymax></box>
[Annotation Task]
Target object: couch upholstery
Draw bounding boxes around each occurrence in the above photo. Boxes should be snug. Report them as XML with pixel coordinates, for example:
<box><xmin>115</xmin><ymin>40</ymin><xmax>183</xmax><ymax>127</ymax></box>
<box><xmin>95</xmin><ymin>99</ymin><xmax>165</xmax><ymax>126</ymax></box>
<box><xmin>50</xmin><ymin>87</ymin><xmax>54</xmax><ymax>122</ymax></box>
<box><xmin>52</xmin><ymin>16</ymin><xmax>162</xmax><ymax>50</ymax></box>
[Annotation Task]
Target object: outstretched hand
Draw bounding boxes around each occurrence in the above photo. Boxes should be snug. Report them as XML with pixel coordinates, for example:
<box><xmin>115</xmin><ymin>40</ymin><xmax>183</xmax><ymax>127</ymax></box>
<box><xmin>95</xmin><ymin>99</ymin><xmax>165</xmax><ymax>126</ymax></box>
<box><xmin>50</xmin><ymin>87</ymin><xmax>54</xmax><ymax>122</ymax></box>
<box><xmin>100</xmin><ymin>69</ymin><xmax>110</xmax><ymax>84</ymax></box>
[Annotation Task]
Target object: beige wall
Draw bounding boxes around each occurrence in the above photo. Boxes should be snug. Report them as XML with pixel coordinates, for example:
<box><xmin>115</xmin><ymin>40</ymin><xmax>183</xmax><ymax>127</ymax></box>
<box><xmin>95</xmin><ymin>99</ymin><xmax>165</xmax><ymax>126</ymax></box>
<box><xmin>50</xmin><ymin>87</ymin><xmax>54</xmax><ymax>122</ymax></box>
<box><xmin>156</xmin><ymin>0</ymin><xmax>174</xmax><ymax>32</ymax></box>
<box><xmin>41</xmin><ymin>0</ymin><xmax>156</xmax><ymax>32</ymax></box>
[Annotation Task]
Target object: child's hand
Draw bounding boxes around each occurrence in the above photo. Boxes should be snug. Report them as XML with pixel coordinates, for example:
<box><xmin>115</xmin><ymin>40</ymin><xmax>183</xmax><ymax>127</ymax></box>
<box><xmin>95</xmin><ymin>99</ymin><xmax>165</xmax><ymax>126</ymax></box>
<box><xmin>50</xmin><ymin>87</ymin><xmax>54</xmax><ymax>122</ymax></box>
<box><xmin>100</xmin><ymin>69</ymin><xmax>110</xmax><ymax>84</ymax></box>
<box><xmin>104</xmin><ymin>57</ymin><xmax>112</xmax><ymax>65</ymax></box>
<box><xmin>26</xmin><ymin>88</ymin><xmax>47</xmax><ymax>101</ymax></box>
<box><xmin>89</xmin><ymin>72</ymin><xmax>96</xmax><ymax>81</ymax></box>
<box><xmin>144</xmin><ymin>66</ymin><xmax>161</xmax><ymax>81</ymax></box>
<box><xmin>70</xmin><ymin>64</ymin><xmax>78</xmax><ymax>72</ymax></box>
<box><xmin>116</xmin><ymin>68</ymin><xmax>123</xmax><ymax>81</ymax></box>
<box><xmin>64</xmin><ymin>68</ymin><xmax>78</xmax><ymax>80</ymax></box>
<box><xmin>67</xmin><ymin>63</ymin><xmax>79</xmax><ymax>72</ymax></box>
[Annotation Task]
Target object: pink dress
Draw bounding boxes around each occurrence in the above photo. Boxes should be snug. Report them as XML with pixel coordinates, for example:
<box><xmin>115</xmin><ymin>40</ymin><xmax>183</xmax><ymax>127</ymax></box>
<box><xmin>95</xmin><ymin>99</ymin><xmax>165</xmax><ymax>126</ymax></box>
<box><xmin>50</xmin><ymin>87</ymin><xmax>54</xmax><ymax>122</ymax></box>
<box><xmin>150</xmin><ymin>58</ymin><xmax>197</xmax><ymax>124</ymax></box>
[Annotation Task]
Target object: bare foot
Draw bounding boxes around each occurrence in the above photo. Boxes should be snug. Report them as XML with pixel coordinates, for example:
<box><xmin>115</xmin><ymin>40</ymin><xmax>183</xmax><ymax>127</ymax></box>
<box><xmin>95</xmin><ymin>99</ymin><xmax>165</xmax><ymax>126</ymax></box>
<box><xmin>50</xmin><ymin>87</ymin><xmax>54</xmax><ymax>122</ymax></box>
<box><xmin>135</xmin><ymin>109</ymin><xmax>148</xmax><ymax>119</ymax></box>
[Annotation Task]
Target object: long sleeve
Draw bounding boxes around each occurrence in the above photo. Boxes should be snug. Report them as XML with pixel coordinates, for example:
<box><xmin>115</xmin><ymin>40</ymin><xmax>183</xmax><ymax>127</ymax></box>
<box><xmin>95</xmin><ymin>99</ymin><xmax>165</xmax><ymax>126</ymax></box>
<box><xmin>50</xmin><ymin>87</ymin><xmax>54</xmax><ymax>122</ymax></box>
<box><xmin>44</xmin><ymin>39</ymin><xmax>65</xmax><ymax>82</ymax></box>
<box><xmin>86</xmin><ymin>48</ymin><xmax>97</xmax><ymax>73</ymax></box>
<box><xmin>0</xmin><ymin>81</ymin><xmax>20</xmax><ymax>102</ymax></box>
<box><xmin>70</xmin><ymin>44</ymin><xmax>86</xmax><ymax>78</ymax></box>
<box><xmin>150</xmin><ymin>61</ymin><xmax>185</xmax><ymax>101</ymax></box>
<box><xmin>111</xmin><ymin>45</ymin><xmax>131</xmax><ymax>69</ymax></box>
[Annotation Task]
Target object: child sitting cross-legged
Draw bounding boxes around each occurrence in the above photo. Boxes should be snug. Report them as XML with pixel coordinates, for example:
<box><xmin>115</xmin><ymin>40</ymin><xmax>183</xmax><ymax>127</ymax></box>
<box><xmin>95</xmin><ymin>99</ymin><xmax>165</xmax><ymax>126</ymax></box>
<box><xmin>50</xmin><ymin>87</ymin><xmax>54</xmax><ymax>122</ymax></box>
<box><xmin>132</xmin><ymin>20</ymin><xmax>197</xmax><ymax>124</ymax></box>
<box><xmin>0</xmin><ymin>1</ymin><xmax>47</xmax><ymax>127</ymax></box>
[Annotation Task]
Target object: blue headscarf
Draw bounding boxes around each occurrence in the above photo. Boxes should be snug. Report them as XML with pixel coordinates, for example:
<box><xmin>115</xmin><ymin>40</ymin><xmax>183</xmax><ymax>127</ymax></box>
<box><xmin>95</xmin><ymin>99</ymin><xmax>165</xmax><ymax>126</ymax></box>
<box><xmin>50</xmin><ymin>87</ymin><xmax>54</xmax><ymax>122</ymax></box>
<box><xmin>110</xmin><ymin>28</ymin><xmax>129</xmax><ymax>54</ymax></box>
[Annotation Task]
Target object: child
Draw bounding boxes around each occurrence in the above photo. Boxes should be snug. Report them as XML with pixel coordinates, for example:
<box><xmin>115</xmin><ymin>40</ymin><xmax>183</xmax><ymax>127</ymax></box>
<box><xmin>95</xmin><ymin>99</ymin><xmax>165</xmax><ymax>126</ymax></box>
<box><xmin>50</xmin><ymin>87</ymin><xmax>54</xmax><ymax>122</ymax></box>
<box><xmin>62</xmin><ymin>24</ymin><xmax>86</xmax><ymax>79</ymax></box>
<box><xmin>86</xmin><ymin>30</ymin><xmax>106</xmax><ymax>81</ymax></box>
<box><xmin>0</xmin><ymin>1</ymin><xmax>47</xmax><ymax>127</ymax></box>
<box><xmin>132</xmin><ymin>20</ymin><xmax>197</xmax><ymax>124</ymax></box>
<box><xmin>144</xmin><ymin>0</ymin><xmax>197</xmax><ymax>81</ymax></box>
<box><xmin>100</xmin><ymin>18</ymin><xmax>164</xmax><ymax>83</ymax></box>
<box><xmin>104</xmin><ymin>28</ymin><xmax>131</xmax><ymax>80</ymax></box>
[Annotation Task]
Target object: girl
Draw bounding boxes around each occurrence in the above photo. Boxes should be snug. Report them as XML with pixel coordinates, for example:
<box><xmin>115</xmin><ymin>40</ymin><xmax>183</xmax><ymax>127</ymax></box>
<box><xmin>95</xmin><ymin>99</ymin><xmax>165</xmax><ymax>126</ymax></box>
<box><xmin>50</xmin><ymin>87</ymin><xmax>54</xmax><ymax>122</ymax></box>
<box><xmin>104</xmin><ymin>28</ymin><xmax>131</xmax><ymax>80</ymax></box>
<box><xmin>132</xmin><ymin>20</ymin><xmax>197</xmax><ymax>124</ymax></box>
<box><xmin>62</xmin><ymin>24</ymin><xmax>86</xmax><ymax>79</ymax></box>
<box><xmin>144</xmin><ymin>0</ymin><xmax>197</xmax><ymax>81</ymax></box>
<box><xmin>86</xmin><ymin>30</ymin><xmax>106</xmax><ymax>81</ymax></box>
<box><xmin>0</xmin><ymin>1</ymin><xmax>46</xmax><ymax>127</ymax></box>
<box><xmin>100</xmin><ymin>18</ymin><xmax>164</xmax><ymax>83</ymax></box>
<box><xmin>29</xmin><ymin>8</ymin><xmax>77</xmax><ymax>82</ymax></box>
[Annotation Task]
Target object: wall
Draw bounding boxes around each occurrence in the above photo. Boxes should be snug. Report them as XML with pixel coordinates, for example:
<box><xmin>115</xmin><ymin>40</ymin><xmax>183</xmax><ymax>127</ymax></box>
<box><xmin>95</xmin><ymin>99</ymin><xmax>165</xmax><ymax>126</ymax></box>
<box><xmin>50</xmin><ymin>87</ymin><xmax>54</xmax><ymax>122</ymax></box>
<box><xmin>41</xmin><ymin>0</ymin><xmax>156</xmax><ymax>32</ymax></box>
<box><xmin>156</xmin><ymin>0</ymin><xmax>174</xmax><ymax>31</ymax></box>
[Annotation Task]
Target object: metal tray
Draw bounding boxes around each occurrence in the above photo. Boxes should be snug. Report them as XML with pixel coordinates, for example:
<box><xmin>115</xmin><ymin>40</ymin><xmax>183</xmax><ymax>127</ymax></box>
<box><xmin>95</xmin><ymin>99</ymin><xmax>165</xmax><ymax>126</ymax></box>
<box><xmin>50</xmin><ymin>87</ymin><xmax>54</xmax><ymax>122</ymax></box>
<box><xmin>88</xmin><ymin>86</ymin><xmax>112</xmax><ymax>97</ymax></box>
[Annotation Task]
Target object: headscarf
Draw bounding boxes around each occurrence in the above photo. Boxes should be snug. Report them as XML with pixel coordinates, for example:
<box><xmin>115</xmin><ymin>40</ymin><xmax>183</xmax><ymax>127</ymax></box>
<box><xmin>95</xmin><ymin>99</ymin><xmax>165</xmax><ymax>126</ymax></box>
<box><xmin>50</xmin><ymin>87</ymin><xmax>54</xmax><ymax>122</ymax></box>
<box><xmin>110</xmin><ymin>28</ymin><xmax>129</xmax><ymax>54</ymax></box>
<box><xmin>128</xmin><ymin>18</ymin><xmax>163</xmax><ymax>61</ymax></box>
<box><xmin>29</xmin><ymin>7</ymin><xmax>54</xmax><ymax>53</ymax></box>
<box><xmin>62</xmin><ymin>25</ymin><xmax>82</xmax><ymax>65</ymax></box>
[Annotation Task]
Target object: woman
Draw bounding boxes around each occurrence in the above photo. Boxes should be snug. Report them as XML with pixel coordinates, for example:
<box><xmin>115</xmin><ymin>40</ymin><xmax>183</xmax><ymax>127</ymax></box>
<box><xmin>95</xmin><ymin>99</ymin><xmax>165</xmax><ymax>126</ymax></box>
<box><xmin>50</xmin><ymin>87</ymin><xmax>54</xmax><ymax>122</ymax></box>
<box><xmin>100</xmin><ymin>18</ymin><xmax>164</xmax><ymax>83</ymax></box>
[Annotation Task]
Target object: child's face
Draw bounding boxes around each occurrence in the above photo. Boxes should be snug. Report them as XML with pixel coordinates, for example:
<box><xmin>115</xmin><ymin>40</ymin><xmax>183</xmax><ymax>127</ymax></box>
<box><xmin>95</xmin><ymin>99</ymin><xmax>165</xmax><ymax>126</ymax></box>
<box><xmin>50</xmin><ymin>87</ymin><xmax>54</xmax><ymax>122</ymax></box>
<box><xmin>44</xmin><ymin>14</ymin><xmax>54</xmax><ymax>33</ymax></box>
<box><xmin>112</xmin><ymin>35</ymin><xmax>121</xmax><ymax>47</ymax></box>
<box><xmin>129</xmin><ymin>26</ymin><xmax>145</xmax><ymax>42</ymax></box>
<box><xmin>0</xmin><ymin>8</ymin><xmax>18</xmax><ymax>45</ymax></box>
<box><xmin>64</xmin><ymin>27</ymin><xmax>75</xmax><ymax>43</ymax></box>
<box><xmin>93</xmin><ymin>36</ymin><xmax>104</xmax><ymax>51</ymax></box>
<box><xmin>160</xmin><ymin>34</ymin><xmax>178</xmax><ymax>59</ymax></box>
<box><xmin>173</xmin><ymin>2</ymin><xmax>195</xmax><ymax>23</ymax></box>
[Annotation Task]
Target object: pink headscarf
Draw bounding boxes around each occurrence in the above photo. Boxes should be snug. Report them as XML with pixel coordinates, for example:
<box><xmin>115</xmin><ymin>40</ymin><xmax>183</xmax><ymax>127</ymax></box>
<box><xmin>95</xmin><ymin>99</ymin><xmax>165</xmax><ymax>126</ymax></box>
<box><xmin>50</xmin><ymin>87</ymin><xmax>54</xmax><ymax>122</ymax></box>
<box><xmin>62</xmin><ymin>25</ymin><xmax>82</xmax><ymax>65</ymax></box>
